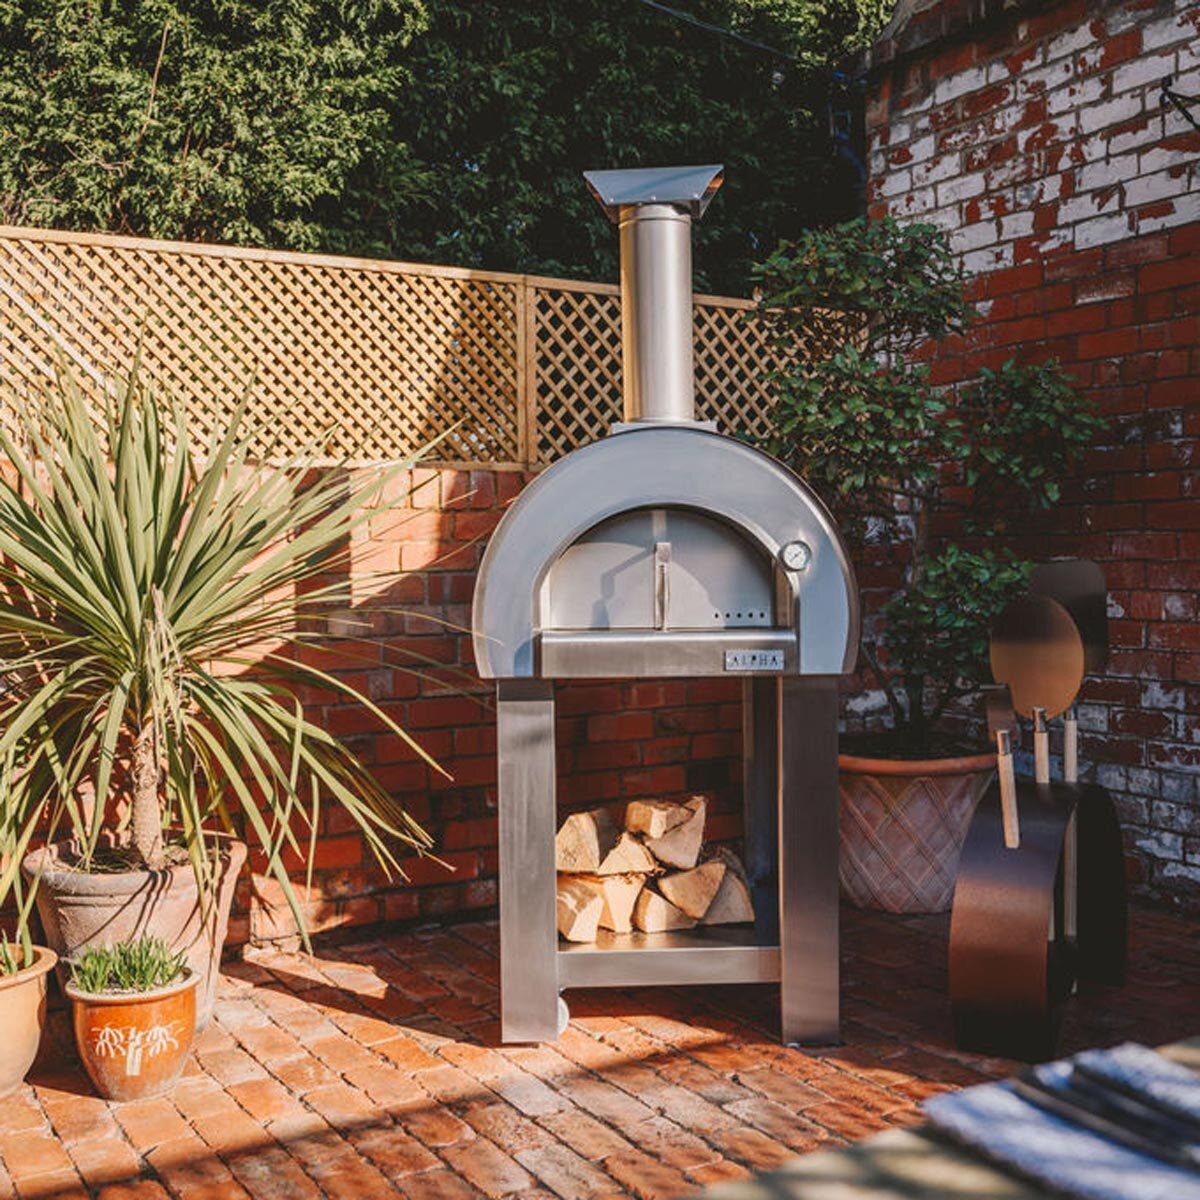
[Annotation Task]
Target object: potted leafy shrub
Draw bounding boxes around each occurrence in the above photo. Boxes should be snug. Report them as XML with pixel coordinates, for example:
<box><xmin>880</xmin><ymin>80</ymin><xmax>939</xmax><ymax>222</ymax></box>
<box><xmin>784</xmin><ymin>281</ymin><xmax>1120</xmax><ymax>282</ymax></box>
<box><xmin>3</xmin><ymin>370</ymin><xmax>436</xmax><ymax>1026</ymax></box>
<box><xmin>67</xmin><ymin>936</ymin><xmax>197</xmax><ymax>1102</ymax></box>
<box><xmin>754</xmin><ymin>217</ymin><xmax>1102</xmax><ymax>913</ymax></box>
<box><xmin>0</xmin><ymin>905</ymin><xmax>57</xmax><ymax>1096</ymax></box>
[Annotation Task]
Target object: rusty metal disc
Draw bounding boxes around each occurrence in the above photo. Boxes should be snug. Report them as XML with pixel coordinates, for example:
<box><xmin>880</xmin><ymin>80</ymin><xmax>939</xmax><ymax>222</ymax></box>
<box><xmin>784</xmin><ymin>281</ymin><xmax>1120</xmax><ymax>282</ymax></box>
<box><xmin>990</xmin><ymin>593</ymin><xmax>1085</xmax><ymax>719</ymax></box>
<box><xmin>1029</xmin><ymin>560</ymin><xmax>1109</xmax><ymax>675</ymax></box>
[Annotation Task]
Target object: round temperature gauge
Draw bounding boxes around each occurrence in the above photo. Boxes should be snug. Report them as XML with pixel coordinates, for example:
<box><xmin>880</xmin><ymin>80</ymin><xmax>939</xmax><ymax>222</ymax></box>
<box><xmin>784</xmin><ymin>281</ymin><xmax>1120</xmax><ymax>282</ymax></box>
<box><xmin>779</xmin><ymin>539</ymin><xmax>812</xmax><ymax>572</ymax></box>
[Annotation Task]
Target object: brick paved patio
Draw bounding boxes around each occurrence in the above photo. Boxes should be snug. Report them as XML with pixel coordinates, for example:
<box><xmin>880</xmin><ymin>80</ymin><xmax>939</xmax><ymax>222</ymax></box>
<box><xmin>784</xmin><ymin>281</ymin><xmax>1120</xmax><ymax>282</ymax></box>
<box><xmin>1</xmin><ymin>905</ymin><xmax>1195</xmax><ymax>1200</ymax></box>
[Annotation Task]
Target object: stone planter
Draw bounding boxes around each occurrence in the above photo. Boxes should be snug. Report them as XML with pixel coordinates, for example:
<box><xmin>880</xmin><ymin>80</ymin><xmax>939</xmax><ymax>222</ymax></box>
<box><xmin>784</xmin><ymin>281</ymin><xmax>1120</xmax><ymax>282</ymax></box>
<box><xmin>838</xmin><ymin>751</ymin><xmax>995</xmax><ymax>913</ymax></box>
<box><xmin>67</xmin><ymin>969</ymin><xmax>198</xmax><ymax>1102</ymax></box>
<box><xmin>23</xmin><ymin>833</ymin><xmax>246</xmax><ymax>1031</ymax></box>
<box><xmin>0</xmin><ymin>946</ymin><xmax>57</xmax><ymax>1097</ymax></box>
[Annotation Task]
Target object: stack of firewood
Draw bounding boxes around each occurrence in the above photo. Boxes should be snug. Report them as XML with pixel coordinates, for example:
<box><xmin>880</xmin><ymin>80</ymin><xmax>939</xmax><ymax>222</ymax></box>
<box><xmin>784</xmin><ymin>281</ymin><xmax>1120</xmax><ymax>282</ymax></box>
<box><xmin>555</xmin><ymin>796</ymin><xmax>755</xmax><ymax>942</ymax></box>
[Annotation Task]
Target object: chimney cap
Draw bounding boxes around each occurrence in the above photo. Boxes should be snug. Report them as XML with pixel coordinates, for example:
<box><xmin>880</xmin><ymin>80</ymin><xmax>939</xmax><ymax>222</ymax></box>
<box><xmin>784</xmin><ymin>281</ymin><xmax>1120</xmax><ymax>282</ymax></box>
<box><xmin>584</xmin><ymin>164</ymin><xmax>724</xmax><ymax>223</ymax></box>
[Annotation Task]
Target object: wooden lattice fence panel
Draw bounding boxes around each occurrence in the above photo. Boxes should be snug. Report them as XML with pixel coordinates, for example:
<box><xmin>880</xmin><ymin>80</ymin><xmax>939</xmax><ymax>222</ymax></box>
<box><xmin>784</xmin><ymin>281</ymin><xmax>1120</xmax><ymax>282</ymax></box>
<box><xmin>693</xmin><ymin>297</ymin><xmax>786</xmax><ymax>445</ymax></box>
<box><xmin>0</xmin><ymin>225</ymin><xmax>816</xmax><ymax>469</ymax></box>
<box><xmin>529</xmin><ymin>283</ymin><xmax>790</xmax><ymax>467</ymax></box>
<box><xmin>530</xmin><ymin>281</ymin><xmax>623</xmax><ymax>465</ymax></box>
<box><xmin>0</xmin><ymin>228</ymin><xmax>524</xmax><ymax>465</ymax></box>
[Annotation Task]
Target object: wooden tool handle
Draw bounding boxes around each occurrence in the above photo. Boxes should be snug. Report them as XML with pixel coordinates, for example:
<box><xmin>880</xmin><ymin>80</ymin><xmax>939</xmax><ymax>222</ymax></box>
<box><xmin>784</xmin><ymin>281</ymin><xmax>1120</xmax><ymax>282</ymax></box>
<box><xmin>997</xmin><ymin>729</ymin><xmax>1020</xmax><ymax>849</ymax></box>
<box><xmin>1033</xmin><ymin>708</ymin><xmax>1050</xmax><ymax>785</ymax></box>
<box><xmin>1064</xmin><ymin>707</ymin><xmax>1078</xmax><ymax>786</ymax></box>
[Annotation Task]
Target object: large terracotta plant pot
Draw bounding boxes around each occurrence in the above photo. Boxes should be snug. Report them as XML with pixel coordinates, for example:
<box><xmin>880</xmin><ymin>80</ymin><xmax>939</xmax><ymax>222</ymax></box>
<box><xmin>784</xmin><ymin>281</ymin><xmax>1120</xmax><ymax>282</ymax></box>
<box><xmin>23</xmin><ymin>833</ymin><xmax>246</xmax><ymax>1031</ymax></box>
<box><xmin>838</xmin><ymin>751</ymin><xmax>995</xmax><ymax>913</ymax></box>
<box><xmin>67</xmin><ymin>969</ymin><xmax>198</xmax><ymax>1102</ymax></box>
<box><xmin>0</xmin><ymin>946</ymin><xmax>58</xmax><ymax>1097</ymax></box>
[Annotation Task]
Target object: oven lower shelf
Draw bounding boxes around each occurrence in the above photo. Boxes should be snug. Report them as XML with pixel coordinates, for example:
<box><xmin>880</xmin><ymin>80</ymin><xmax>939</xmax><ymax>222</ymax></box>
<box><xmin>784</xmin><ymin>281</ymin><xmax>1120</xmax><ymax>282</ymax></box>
<box><xmin>557</xmin><ymin>925</ymin><xmax>780</xmax><ymax>988</ymax></box>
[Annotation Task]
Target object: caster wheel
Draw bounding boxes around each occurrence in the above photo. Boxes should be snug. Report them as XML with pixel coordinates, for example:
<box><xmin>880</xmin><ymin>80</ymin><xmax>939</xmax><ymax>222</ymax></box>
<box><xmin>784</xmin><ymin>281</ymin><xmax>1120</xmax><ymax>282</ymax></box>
<box><xmin>557</xmin><ymin>997</ymin><xmax>570</xmax><ymax>1036</ymax></box>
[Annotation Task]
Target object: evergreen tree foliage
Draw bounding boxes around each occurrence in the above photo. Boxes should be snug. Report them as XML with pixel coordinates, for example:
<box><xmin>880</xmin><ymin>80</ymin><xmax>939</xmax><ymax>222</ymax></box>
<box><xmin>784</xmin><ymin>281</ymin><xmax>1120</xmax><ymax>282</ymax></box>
<box><xmin>0</xmin><ymin>0</ymin><xmax>888</xmax><ymax>293</ymax></box>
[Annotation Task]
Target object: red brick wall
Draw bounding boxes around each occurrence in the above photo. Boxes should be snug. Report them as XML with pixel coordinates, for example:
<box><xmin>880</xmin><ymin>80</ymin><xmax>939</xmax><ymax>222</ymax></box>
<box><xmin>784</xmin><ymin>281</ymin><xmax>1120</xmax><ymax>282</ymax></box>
<box><xmin>863</xmin><ymin>0</ymin><xmax>1200</xmax><ymax>908</ymax></box>
<box><xmin>236</xmin><ymin>466</ymin><xmax>743</xmax><ymax>945</ymax></box>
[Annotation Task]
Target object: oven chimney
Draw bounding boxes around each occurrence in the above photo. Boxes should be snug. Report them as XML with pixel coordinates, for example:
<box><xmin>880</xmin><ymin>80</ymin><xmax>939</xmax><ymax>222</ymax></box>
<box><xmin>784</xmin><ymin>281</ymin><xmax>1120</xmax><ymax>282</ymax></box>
<box><xmin>584</xmin><ymin>165</ymin><xmax>724</xmax><ymax>425</ymax></box>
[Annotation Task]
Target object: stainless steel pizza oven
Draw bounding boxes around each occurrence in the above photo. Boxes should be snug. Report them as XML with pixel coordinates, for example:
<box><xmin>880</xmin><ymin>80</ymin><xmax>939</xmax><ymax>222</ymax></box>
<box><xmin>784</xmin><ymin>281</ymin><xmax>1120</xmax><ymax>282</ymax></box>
<box><xmin>472</xmin><ymin>165</ymin><xmax>859</xmax><ymax>1044</ymax></box>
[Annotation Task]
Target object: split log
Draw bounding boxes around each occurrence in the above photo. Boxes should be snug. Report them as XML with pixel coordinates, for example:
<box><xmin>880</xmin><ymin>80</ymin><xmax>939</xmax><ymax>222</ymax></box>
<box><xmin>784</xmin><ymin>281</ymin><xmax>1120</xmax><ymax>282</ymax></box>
<box><xmin>625</xmin><ymin>800</ymin><xmax>691</xmax><ymax>840</ymax></box>
<box><xmin>659</xmin><ymin>860</ymin><xmax>726</xmax><ymax>920</ymax></box>
<box><xmin>557</xmin><ymin>877</ymin><xmax>604</xmax><ymax>942</ymax></box>
<box><xmin>597</xmin><ymin>832</ymin><xmax>656</xmax><ymax>876</ymax></box>
<box><xmin>702</xmin><ymin>847</ymin><xmax>755</xmax><ymax>926</ymax></box>
<box><xmin>633</xmin><ymin>889</ymin><xmax>697</xmax><ymax>933</ymax></box>
<box><xmin>572</xmin><ymin>873</ymin><xmax>645</xmax><ymax>934</ymax></box>
<box><xmin>555</xmin><ymin>808</ymin><xmax>617</xmax><ymax>873</ymax></box>
<box><xmin>645</xmin><ymin>797</ymin><xmax>706</xmax><ymax>869</ymax></box>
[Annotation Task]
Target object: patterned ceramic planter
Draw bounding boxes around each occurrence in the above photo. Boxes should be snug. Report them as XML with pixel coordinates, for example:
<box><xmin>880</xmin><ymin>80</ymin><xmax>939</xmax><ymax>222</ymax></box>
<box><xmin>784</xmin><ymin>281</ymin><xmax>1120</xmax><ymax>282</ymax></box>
<box><xmin>66</xmin><ymin>969</ymin><xmax>199</xmax><ymax>1102</ymax></box>
<box><xmin>838</xmin><ymin>752</ymin><xmax>996</xmax><ymax>914</ymax></box>
<box><xmin>0</xmin><ymin>946</ymin><xmax>57</xmax><ymax>1097</ymax></box>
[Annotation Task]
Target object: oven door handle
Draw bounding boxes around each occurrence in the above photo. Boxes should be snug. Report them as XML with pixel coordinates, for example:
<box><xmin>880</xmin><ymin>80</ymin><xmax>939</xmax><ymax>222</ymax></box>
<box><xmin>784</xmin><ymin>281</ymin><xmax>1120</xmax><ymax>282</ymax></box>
<box><xmin>654</xmin><ymin>541</ymin><xmax>671</xmax><ymax>630</ymax></box>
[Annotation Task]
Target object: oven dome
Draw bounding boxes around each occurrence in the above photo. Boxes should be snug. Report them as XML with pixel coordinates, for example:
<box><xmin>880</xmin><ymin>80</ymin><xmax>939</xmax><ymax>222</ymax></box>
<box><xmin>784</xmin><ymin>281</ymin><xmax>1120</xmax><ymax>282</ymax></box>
<box><xmin>472</xmin><ymin>423</ymin><xmax>858</xmax><ymax>679</ymax></box>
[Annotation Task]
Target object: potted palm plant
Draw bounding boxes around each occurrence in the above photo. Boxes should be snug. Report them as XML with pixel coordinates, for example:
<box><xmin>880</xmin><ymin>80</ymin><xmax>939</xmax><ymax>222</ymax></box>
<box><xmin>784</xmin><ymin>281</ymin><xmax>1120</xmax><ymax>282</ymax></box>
<box><xmin>67</xmin><ymin>935</ymin><xmax>197</xmax><ymax>1102</ymax></box>
<box><xmin>3</xmin><ymin>370</ymin><xmax>437</xmax><ymax>1026</ymax></box>
<box><xmin>754</xmin><ymin>217</ymin><xmax>1102</xmax><ymax>913</ymax></box>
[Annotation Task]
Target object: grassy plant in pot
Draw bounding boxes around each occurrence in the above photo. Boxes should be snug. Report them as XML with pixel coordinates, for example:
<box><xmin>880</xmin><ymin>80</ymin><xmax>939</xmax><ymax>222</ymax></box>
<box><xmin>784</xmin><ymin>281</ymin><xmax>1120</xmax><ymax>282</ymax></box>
<box><xmin>2</xmin><ymin>370</ymin><xmax>437</xmax><ymax>1027</ymax></box>
<box><xmin>67</xmin><ymin>936</ymin><xmax>196</xmax><ymax>1102</ymax></box>
<box><xmin>754</xmin><ymin>217</ymin><xmax>1102</xmax><ymax>913</ymax></box>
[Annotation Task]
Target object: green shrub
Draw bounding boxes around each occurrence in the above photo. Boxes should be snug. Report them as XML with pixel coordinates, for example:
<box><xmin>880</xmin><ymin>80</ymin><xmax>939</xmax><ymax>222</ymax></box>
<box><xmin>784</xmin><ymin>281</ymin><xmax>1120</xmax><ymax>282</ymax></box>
<box><xmin>755</xmin><ymin>217</ymin><xmax>1105</xmax><ymax>750</ymax></box>
<box><xmin>0</xmin><ymin>0</ymin><xmax>428</xmax><ymax>251</ymax></box>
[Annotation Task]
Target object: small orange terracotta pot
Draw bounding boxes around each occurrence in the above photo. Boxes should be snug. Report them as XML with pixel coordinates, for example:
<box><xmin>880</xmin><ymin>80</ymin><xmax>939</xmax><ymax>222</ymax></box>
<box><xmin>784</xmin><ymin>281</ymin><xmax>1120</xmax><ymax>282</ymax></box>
<box><xmin>66</xmin><ymin>970</ymin><xmax>198</xmax><ymax>1102</ymax></box>
<box><xmin>0</xmin><ymin>946</ymin><xmax>58</xmax><ymax>1097</ymax></box>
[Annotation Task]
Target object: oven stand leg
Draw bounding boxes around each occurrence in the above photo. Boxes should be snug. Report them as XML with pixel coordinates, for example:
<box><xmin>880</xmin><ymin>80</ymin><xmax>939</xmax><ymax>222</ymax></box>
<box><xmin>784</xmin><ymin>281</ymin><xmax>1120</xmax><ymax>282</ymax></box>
<box><xmin>779</xmin><ymin>675</ymin><xmax>841</xmax><ymax>1045</ymax></box>
<box><xmin>497</xmin><ymin>679</ymin><xmax>560</xmax><ymax>1042</ymax></box>
<box><xmin>743</xmin><ymin>678</ymin><xmax>780</xmax><ymax>945</ymax></box>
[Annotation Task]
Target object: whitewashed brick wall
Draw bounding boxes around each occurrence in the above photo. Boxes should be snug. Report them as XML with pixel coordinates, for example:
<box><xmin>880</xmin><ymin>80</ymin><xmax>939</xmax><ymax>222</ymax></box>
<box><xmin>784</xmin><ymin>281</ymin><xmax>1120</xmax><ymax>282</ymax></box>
<box><xmin>868</xmin><ymin>1</ymin><xmax>1200</xmax><ymax>275</ymax></box>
